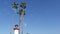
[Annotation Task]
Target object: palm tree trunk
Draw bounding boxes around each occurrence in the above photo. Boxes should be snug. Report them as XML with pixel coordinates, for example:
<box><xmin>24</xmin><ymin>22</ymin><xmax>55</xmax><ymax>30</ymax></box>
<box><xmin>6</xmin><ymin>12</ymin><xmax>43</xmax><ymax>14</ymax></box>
<box><xmin>20</xmin><ymin>10</ymin><xmax>24</xmax><ymax>34</ymax></box>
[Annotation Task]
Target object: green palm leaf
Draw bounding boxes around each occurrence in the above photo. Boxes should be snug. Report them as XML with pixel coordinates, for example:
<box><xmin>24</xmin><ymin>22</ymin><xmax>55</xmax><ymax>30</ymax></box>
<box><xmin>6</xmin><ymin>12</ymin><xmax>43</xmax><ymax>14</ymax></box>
<box><xmin>20</xmin><ymin>2</ymin><xmax>26</xmax><ymax>9</ymax></box>
<box><xmin>17</xmin><ymin>9</ymin><xmax>26</xmax><ymax>15</ymax></box>
<box><xmin>12</xmin><ymin>2</ymin><xmax>18</xmax><ymax>9</ymax></box>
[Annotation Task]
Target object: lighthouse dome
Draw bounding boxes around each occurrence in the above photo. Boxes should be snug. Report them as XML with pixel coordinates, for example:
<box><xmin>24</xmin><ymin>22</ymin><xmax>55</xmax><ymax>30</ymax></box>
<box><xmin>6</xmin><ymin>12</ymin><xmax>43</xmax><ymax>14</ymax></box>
<box><xmin>14</xmin><ymin>24</ymin><xmax>19</xmax><ymax>30</ymax></box>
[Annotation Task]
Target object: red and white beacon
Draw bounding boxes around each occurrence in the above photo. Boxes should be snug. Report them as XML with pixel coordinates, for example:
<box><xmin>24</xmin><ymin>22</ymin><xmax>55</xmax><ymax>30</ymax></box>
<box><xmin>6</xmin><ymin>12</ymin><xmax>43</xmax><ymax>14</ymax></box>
<box><xmin>14</xmin><ymin>25</ymin><xmax>20</xmax><ymax>34</ymax></box>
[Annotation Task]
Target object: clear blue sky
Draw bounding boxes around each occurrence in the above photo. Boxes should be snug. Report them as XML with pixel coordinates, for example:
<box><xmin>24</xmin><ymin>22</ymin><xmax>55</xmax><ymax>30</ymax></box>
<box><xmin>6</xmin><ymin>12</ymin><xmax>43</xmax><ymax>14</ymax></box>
<box><xmin>0</xmin><ymin>0</ymin><xmax>60</xmax><ymax>34</ymax></box>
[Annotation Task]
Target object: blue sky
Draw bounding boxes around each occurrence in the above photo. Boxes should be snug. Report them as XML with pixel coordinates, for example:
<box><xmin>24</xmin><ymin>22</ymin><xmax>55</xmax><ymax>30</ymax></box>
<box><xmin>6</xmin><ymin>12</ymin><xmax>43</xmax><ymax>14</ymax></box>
<box><xmin>0</xmin><ymin>0</ymin><xmax>60</xmax><ymax>34</ymax></box>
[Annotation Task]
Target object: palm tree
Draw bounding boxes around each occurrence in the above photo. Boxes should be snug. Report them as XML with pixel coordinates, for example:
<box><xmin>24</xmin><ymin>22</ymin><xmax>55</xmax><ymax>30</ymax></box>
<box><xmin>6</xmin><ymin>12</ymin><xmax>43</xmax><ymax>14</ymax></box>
<box><xmin>17</xmin><ymin>9</ymin><xmax>26</xmax><ymax>15</ymax></box>
<box><xmin>12</xmin><ymin>2</ymin><xmax>18</xmax><ymax>9</ymax></box>
<box><xmin>20</xmin><ymin>2</ymin><xmax>26</xmax><ymax>9</ymax></box>
<box><xmin>20</xmin><ymin>2</ymin><xmax>26</xmax><ymax>34</ymax></box>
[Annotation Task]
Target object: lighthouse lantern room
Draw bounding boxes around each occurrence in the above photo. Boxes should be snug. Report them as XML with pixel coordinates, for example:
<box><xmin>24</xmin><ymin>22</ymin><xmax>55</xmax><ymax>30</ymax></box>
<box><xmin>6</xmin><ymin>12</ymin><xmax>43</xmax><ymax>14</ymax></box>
<box><xmin>14</xmin><ymin>25</ymin><xmax>19</xmax><ymax>34</ymax></box>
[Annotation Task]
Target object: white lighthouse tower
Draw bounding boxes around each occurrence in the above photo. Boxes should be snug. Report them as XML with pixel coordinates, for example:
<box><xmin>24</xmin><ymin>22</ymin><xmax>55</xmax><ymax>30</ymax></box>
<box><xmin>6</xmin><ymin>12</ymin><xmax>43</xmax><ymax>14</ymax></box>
<box><xmin>14</xmin><ymin>25</ymin><xmax>20</xmax><ymax>34</ymax></box>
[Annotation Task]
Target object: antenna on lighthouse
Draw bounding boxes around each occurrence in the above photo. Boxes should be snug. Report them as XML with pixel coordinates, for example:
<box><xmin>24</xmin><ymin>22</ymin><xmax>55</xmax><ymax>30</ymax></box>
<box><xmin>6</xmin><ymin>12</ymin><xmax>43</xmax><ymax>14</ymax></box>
<box><xmin>10</xmin><ymin>32</ymin><xmax>12</xmax><ymax>34</ymax></box>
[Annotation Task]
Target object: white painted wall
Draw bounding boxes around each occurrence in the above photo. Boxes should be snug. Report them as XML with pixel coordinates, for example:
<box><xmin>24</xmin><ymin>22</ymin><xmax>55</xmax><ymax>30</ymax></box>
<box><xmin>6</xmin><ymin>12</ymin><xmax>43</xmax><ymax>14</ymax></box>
<box><xmin>14</xmin><ymin>30</ymin><xmax>19</xmax><ymax>34</ymax></box>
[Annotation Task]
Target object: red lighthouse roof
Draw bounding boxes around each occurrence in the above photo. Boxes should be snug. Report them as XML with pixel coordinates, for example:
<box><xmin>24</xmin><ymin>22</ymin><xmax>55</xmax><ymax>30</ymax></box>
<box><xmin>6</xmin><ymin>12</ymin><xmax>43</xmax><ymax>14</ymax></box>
<box><xmin>14</xmin><ymin>27</ymin><xmax>19</xmax><ymax>30</ymax></box>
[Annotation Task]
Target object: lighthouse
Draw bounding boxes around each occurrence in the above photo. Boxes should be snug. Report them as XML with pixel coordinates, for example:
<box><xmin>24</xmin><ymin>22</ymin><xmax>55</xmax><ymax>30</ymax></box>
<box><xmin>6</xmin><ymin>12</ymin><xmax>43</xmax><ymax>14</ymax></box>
<box><xmin>14</xmin><ymin>25</ymin><xmax>20</xmax><ymax>34</ymax></box>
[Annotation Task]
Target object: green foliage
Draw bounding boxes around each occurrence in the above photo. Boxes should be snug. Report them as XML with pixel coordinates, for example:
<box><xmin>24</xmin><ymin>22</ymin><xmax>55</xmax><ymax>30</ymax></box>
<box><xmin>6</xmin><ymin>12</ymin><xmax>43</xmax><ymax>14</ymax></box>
<box><xmin>12</xmin><ymin>2</ymin><xmax>26</xmax><ymax>16</ymax></box>
<box><xmin>20</xmin><ymin>2</ymin><xmax>26</xmax><ymax>9</ymax></box>
<box><xmin>12</xmin><ymin>2</ymin><xmax>18</xmax><ymax>9</ymax></box>
<box><xmin>17</xmin><ymin>9</ymin><xmax>26</xmax><ymax>15</ymax></box>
